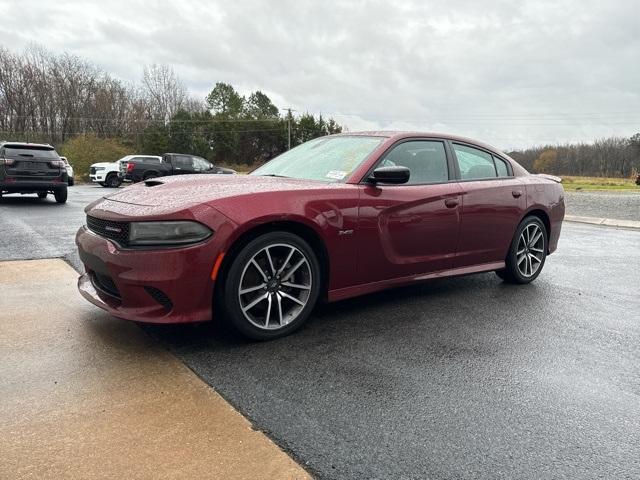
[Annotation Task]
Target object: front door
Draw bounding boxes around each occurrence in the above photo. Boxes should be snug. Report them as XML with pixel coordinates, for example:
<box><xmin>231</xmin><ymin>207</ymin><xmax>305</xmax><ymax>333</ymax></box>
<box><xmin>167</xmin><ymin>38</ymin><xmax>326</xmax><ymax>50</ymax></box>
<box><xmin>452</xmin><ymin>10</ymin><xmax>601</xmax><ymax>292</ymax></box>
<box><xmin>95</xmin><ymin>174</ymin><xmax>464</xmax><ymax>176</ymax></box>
<box><xmin>357</xmin><ymin>139</ymin><xmax>462</xmax><ymax>283</ymax></box>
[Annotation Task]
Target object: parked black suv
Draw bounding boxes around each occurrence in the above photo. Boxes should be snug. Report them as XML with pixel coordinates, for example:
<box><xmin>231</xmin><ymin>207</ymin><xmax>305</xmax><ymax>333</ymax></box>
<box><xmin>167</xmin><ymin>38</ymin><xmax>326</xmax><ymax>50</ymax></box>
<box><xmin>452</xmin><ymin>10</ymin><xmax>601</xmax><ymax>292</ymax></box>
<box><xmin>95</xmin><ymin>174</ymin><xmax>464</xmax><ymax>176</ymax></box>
<box><xmin>0</xmin><ymin>142</ymin><xmax>68</xmax><ymax>203</ymax></box>
<box><xmin>120</xmin><ymin>153</ymin><xmax>235</xmax><ymax>183</ymax></box>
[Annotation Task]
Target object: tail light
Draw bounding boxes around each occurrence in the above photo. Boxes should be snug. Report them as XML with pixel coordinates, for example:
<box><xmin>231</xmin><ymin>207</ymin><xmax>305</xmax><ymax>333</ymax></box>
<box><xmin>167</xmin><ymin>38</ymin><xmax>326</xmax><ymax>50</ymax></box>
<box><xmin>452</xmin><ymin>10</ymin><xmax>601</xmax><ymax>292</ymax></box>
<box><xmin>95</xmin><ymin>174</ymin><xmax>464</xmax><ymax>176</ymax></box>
<box><xmin>49</xmin><ymin>160</ymin><xmax>65</xmax><ymax>168</ymax></box>
<box><xmin>0</xmin><ymin>158</ymin><xmax>15</xmax><ymax>166</ymax></box>
<box><xmin>126</xmin><ymin>162</ymin><xmax>134</xmax><ymax>173</ymax></box>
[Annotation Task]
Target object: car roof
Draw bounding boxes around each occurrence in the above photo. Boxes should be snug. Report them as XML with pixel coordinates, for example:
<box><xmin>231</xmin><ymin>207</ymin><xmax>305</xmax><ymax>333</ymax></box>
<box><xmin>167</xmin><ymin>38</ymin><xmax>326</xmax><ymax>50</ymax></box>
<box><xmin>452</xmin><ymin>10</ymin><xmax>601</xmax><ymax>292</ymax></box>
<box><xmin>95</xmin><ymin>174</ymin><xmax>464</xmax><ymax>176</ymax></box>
<box><xmin>331</xmin><ymin>131</ymin><xmax>510</xmax><ymax>159</ymax></box>
<box><xmin>121</xmin><ymin>154</ymin><xmax>161</xmax><ymax>159</ymax></box>
<box><xmin>0</xmin><ymin>141</ymin><xmax>54</xmax><ymax>149</ymax></box>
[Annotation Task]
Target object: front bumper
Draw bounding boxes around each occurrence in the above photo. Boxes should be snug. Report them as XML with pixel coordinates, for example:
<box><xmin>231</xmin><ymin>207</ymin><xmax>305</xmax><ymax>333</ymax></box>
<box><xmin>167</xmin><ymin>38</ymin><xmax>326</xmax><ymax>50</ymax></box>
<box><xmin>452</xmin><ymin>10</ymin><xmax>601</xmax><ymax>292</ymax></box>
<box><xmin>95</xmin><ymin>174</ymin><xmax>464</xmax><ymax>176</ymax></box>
<box><xmin>90</xmin><ymin>174</ymin><xmax>106</xmax><ymax>182</ymax></box>
<box><xmin>76</xmin><ymin>225</ymin><xmax>224</xmax><ymax>323</ymax></box>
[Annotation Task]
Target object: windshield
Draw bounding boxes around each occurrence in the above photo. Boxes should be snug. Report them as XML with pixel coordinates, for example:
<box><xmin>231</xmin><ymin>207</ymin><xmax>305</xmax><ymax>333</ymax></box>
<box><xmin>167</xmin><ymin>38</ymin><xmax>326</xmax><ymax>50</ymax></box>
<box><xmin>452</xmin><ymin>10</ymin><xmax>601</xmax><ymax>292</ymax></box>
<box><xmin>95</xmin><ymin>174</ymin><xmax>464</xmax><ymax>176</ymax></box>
<box><xmin>251</xmin><ymin>136</ymin><xmax>384</xmax><ymax>182</ymax></box>
<box><xmin>4</xmin><ymin>146</ymin><xmax>59</xmax><ymax>159</ymax></box>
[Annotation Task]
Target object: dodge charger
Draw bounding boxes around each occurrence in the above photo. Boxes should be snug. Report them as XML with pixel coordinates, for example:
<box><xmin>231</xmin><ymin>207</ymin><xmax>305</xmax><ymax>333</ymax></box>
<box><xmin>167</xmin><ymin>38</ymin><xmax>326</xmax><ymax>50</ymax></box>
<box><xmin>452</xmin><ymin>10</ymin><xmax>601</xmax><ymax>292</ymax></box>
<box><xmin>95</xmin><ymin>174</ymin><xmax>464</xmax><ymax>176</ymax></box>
<box><xmin>76</xmin><ymin>132</ymin><xmax>565</xmax><ymax>340</ymax></box>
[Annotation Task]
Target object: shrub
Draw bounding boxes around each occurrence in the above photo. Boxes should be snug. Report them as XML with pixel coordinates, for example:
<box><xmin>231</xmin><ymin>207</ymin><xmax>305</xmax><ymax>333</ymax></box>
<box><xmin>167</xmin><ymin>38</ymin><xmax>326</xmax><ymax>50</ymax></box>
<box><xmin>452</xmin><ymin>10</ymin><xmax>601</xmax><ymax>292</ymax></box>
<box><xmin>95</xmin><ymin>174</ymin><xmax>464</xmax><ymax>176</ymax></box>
<box><xmin>59</xmin><ymin>134</ymin><xmax>134</xmax><ymax>181</ymax></box>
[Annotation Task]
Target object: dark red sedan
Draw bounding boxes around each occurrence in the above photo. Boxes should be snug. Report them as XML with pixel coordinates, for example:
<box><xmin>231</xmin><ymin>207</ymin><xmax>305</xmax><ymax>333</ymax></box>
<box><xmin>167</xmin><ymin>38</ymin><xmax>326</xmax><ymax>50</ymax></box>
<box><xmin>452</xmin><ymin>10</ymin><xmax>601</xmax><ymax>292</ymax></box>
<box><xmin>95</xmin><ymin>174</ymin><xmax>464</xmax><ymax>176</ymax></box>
<box><xmin>76</xmin><ymin>132</ymin><xmax>565</xmax><ymax>339</ymax></box>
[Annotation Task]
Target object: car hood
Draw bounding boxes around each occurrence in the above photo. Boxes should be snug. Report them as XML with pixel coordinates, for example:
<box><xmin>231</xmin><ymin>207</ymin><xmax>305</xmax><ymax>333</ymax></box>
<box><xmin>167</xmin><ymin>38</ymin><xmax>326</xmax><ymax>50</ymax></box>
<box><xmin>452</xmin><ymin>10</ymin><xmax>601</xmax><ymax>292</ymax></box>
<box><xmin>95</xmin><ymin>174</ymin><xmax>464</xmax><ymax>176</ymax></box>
<box><xmin>91</xmin><ymin>162</ymin><xmax>118</xmax><ymax>168</ymax></box>
<box><xmin>101</xmin><ymin>174</ymin><xmax>346</xmax><ymax>208</ymax></box>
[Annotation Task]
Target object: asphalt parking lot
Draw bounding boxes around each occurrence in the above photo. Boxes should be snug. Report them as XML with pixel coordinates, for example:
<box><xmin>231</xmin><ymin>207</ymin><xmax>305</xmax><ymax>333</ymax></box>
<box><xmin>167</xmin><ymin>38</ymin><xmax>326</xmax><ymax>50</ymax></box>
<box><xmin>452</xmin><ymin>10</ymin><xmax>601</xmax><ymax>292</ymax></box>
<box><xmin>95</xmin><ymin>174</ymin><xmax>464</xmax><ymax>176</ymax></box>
<box><xmin>2</xmin><ymin>185</ymin><xmax>639</xmax><ymax>479</ymax></box>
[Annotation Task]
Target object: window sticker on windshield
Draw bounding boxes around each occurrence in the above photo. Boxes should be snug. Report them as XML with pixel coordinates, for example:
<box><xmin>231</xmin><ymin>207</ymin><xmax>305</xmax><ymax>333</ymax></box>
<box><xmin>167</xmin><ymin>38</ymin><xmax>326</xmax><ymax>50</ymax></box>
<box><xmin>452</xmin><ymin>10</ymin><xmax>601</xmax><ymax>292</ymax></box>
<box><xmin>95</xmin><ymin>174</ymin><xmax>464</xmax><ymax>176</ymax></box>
<box><xmin>326</xmin><ymin>170</ymin><xmax>347</xmax><ymax>180</ymax></box>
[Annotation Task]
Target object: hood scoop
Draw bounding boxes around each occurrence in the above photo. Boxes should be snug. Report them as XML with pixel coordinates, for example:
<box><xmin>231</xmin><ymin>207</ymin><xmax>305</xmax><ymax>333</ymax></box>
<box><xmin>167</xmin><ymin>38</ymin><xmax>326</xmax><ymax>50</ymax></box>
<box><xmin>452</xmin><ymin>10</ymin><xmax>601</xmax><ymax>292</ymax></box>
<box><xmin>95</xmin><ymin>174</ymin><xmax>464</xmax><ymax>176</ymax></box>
<box><xmin>144</xmin><ymin>179</ymin><xmax>164</xmax><ymax>187</ymax></box>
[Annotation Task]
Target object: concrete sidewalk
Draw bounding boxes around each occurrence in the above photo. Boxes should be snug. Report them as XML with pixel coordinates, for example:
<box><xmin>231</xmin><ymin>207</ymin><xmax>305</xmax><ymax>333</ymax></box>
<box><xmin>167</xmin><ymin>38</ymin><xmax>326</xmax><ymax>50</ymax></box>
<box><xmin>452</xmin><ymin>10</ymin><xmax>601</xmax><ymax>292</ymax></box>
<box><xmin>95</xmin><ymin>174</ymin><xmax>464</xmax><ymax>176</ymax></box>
<box><xmin>564</xmin><ymin>215</ymin><xmax>640</xmax><ymax>230</ymax></box>
<box><xmin>0</xmin><ymin>259</ymin><xmax>310</xmax><ymax>480</ymax></box>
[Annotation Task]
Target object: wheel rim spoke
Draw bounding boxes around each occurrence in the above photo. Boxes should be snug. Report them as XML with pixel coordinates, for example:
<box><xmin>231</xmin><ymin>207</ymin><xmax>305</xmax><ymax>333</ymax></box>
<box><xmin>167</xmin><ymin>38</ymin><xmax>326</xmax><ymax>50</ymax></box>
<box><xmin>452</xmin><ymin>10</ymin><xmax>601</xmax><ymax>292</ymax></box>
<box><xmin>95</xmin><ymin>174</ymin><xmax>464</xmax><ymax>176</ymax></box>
<box><xmin>242</xmin><ymin>293</ymin><xmax>268</xmax><ymax>313</ymax></box>
<box><xmin>530</xmin><ymin>230</ymin><xmax>542</xmax><ymax>246</ymax></box>
<box><xmin>250</xmin><ymin>259</ymin><xmax>268</xmax><ymax>282</ymax></box>
<box><xmin>276</xmin><ymin>293</ymin><xmax>284</xmax><ymax>326</ymax></box>
<box><xmin>279</xmin><ymin>291</ymin><xmax>305</xmax><ymax>306</ymax></box>
<box><xmin>240</xmin><ymin>283</ymin><xmax>266</xmax><ymax>295</ymax></box>
<box><xmin>277</xmin><ymin>247</ymin><xmax>296</xmax><ymax>275</ymax></box>
<box><xmin>264</xmin><ymin>294</ymin><xmax>272</xmax><ymax>327</ymax></box>
<box><xmin>281</xmin><ymin>281</ymin><xmax>311</xmax><ymax>290</ymax></box>
<box><xmin>264</xmin><ymin>247</ymin><xmax>276</xmax><ymax>275</ymax></box>
<box><xmin>282</xmin><ymin>258</ymin><xmax>306</xmax><ymax>282</ymax></box>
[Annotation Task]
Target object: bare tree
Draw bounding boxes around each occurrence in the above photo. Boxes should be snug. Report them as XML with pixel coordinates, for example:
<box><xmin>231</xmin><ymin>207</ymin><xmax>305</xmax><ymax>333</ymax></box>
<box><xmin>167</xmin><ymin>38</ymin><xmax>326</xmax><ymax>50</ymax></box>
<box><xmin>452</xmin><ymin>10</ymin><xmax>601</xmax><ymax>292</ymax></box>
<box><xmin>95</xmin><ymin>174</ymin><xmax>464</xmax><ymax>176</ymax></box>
<box><xmin>141</xmin><ymin>64</ymin><xmax>187</xmax><ymax>123</ymax></box>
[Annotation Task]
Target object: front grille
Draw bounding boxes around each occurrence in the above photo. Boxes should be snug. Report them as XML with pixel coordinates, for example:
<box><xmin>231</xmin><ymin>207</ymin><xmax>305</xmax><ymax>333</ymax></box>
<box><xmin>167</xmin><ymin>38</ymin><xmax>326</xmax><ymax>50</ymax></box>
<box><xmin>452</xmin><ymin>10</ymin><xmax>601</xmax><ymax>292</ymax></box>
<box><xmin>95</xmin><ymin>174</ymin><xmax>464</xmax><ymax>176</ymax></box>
<box><xmin>86</xmin><ymin>215</ymin><xmax>130</xmax><ymax>246</ymax></box>
<box><xmin>144</xmin><ymin>286</ymin><xmax>173</xmax><ymax>312</ymax></box>
<box><xmin>91</xmin><ymin>272</ymin><xmax>121</xmax><ymax>299</ymax></box>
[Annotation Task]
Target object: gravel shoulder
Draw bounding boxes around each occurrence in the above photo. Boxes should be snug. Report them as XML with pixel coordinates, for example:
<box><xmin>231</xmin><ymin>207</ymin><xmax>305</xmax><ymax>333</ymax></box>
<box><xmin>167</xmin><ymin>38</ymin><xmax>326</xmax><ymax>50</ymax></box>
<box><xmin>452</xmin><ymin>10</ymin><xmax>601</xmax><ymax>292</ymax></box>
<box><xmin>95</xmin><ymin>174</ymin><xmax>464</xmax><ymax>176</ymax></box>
<box><xmin>564</xmin><ymin>191</ymin><xmax>640</xmax><ymax>221</ymax></box>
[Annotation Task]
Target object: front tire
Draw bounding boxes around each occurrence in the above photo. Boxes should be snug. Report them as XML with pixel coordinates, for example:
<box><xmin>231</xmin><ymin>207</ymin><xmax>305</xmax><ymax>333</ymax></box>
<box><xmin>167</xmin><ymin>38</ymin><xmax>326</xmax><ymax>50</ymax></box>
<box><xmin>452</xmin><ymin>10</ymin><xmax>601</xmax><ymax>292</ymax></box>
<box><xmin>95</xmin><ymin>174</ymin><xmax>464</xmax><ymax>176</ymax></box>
<box><xmin>54</xmin><ymin>187</ymin><xmax>67</xmax><ymax>204</ymax></box>
<box><xmin>105</xmin><ymin>173</ymin><xmax>121</xmax><ymax>188</ymax></box>
<box><xmin>222</xmin><ymin>232</ymin><xmax>322</xmax><ymax>340</ymax></box>
<box><xmin>496</xmin><ymin>216</ymin><xmax>547</xmax><ymax>284</ymax></box>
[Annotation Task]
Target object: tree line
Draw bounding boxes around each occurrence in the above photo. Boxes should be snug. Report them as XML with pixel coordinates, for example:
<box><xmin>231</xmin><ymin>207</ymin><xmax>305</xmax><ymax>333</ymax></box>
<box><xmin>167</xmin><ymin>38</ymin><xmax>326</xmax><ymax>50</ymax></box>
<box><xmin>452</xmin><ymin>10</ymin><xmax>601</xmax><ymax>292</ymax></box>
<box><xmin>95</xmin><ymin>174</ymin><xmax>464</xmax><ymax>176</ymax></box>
<box><xmin>2</xmin><ymin>46</ymin><xmax>638</xmax><ymax>177</ymax></box>
<box><xmin>508</xmin><ymin>135</ymin><xmax>640</xmax><ymax>178</ymax></box>
<box><xmin>0</xmin><ymin>46</ymin><xmax>341</xmax><ymax>171</ymax></box>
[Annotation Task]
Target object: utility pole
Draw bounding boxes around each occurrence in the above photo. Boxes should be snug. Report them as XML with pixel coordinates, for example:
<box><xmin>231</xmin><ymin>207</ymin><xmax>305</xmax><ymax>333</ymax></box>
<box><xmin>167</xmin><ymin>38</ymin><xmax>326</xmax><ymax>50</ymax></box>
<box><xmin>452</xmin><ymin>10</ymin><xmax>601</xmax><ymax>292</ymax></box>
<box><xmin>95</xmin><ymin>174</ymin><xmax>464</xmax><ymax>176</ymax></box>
<box><xmin>281</xmin><ymin>108</ymin><xmax>296</xmax><ymax>150</ymax></box>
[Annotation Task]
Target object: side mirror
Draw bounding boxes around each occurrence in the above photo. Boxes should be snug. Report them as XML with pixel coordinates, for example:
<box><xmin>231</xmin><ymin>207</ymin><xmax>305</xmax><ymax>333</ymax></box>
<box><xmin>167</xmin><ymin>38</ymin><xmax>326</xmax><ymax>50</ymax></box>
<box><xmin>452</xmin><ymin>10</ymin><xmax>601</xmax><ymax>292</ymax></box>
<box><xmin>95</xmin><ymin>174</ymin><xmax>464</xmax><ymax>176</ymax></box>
<box><xmin>368</xmin><ymin>166</ymin><xmax>410</xmax><ymax>184</ymax></box>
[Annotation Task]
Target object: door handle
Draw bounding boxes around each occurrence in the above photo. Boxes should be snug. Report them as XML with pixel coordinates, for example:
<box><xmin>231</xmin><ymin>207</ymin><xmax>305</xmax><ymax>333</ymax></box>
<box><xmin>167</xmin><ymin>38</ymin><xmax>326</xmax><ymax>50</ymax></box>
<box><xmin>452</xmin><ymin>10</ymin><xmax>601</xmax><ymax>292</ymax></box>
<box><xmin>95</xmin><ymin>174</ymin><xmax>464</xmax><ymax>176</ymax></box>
<box><xmin>444</xmin><ymin>198</ymin><xmax>459</xmax><ymax>208</ymax></box>
<box><xmin>512</xmin><ymin>190</ymin><xmax>523</xmax><ymax>198</ymax></box>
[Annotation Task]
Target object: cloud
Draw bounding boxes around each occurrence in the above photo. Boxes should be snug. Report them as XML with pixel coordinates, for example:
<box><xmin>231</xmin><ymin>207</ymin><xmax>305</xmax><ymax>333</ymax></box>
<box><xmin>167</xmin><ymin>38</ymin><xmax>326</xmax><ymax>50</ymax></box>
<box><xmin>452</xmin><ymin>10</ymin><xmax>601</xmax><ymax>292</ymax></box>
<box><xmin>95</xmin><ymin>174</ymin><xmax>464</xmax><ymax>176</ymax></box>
<box><xmin>0</xmin><ymin>0</ymin><xmax>638</xmax><ymax>148</ymax></box>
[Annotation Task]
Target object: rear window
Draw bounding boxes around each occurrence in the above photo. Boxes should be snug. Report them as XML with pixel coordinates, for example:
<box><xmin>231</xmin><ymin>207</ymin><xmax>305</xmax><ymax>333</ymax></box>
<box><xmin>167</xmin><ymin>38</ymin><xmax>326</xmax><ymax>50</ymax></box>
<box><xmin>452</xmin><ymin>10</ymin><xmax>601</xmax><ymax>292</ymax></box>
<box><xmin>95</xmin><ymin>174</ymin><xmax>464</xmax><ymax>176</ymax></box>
<box><xmin>133</xmin><ymin>157</ymin><xmax>160</xmax><ymax>163</ymax></box>
<box><xmin>4</xmin><ymin>145</ymin><xmax>59</xmax><ymax>159</ymax></box>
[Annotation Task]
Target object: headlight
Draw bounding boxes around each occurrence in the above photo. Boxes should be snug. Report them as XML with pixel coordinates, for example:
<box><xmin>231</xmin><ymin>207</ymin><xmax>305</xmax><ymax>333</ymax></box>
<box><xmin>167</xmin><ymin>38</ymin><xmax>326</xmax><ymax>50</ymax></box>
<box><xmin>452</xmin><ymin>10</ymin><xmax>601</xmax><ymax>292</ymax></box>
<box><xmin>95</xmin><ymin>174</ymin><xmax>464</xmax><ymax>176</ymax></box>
<box><xmin>128</xmin><ymin>221</ymin><xmax>212</xmax><ymax>246</ymax></box>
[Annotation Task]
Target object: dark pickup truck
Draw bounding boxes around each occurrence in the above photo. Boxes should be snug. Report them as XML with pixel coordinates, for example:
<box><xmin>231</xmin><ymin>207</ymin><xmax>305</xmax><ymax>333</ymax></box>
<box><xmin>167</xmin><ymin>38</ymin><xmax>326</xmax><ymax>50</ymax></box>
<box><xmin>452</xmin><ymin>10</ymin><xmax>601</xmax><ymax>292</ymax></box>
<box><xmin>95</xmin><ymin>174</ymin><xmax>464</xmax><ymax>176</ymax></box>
<box><xmin>120</xmin><ymin>153</ymin><xmax>235</xmax><ymax>182</ymax></box>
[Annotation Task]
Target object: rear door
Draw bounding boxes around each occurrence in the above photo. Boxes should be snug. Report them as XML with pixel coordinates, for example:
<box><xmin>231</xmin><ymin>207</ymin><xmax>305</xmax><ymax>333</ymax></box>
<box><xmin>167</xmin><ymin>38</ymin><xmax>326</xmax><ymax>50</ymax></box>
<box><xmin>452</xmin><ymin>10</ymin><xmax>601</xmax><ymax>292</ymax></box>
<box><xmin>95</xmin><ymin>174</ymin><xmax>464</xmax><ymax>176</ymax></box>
<box><xmin>450</xmin><ymin>142</ymin><xmax>526</xmax><ymax>268</ymax></box>
<box><xmin>357</xmin><ymin>139</ymin><xmax>463</xmax><ymax>283</ymax></box>
<box><xmin>2</xmin><ymin>145</ymin><xmax>62</xmax><ymax>182</ymax></box>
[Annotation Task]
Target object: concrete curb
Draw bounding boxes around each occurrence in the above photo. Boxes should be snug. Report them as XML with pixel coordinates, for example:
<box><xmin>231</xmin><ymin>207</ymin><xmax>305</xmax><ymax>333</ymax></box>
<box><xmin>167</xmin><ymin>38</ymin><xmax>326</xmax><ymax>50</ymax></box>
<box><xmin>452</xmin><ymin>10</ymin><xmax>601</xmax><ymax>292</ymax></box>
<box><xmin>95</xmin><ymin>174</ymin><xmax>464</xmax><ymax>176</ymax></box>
<box><xmin>565</xmin><ymin>215</ymin><xmax>640</xmax><ymax>230</ymax></box>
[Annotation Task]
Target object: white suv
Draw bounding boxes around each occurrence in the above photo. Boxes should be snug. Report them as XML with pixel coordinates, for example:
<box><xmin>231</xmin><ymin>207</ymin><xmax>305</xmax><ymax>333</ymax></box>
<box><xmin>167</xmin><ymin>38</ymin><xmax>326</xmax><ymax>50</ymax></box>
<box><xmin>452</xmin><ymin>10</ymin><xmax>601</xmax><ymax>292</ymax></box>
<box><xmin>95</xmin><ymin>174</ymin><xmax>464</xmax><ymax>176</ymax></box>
<box><xmin>90</xmin><ymin>155</ymin><xmax>160</xmax><ymax>188</ymax></box>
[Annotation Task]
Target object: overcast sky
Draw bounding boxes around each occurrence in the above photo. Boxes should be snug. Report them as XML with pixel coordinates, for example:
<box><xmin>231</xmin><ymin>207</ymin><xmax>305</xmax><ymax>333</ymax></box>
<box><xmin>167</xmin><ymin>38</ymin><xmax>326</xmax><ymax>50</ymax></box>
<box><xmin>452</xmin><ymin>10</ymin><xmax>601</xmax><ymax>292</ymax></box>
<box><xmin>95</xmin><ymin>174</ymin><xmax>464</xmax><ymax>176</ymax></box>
<box><xmin>1</xmin><ymin>0</ymin><xmax>638</xmax><ymax>149</ymax></box>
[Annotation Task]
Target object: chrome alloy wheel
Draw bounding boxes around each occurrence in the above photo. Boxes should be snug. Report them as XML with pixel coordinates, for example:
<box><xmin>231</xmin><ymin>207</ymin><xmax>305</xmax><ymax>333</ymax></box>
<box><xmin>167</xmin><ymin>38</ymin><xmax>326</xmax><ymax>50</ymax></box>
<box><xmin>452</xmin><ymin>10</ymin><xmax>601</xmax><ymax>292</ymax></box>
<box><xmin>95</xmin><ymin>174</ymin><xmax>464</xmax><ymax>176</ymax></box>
<box><xmin>516</xmin><ymin>223</ymin><xmax>545</xmax><ymax>278</ymax></box>
<box><xmin>237</xmin><ymin>243</ymin><xmax>313</xmax><ymax>330</ymax></box>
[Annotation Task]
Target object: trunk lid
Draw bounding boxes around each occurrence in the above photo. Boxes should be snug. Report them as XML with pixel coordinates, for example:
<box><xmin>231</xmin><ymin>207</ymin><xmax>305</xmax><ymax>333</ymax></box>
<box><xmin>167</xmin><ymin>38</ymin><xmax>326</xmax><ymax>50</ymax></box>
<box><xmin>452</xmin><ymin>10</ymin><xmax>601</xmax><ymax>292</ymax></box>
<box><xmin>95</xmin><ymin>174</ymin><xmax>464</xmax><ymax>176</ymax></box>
<box><xmin>3</xmin><ymin>145</ymin><xmax>62</xmax><ymax>180</ymax></box>
<box><xmin>535</xmin><ymin>173</ymin><xmax>562</xmax><ymax>183</ymax></box>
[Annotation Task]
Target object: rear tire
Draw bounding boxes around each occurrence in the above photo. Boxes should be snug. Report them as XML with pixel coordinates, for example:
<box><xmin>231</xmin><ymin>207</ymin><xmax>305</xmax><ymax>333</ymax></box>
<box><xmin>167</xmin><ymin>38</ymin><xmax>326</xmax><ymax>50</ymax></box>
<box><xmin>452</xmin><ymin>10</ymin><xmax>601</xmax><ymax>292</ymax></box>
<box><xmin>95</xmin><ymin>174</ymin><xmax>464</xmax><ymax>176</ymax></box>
<box><xmin>221</xmin><ymin>232</ymin><xmax>322</xmax><ymax>340</ymax></box>
<box><xmin>143</xmin><ymin>172</ymin><xmax>159</xmax><ymax>181</ymax></box>
<box><xmin>105</xmin><ymin>173</ymin><xmax>121</xmax><ymax>188</ymax></box>
<box><xmin>68</xmin><ymin>177</ymin><xmax>74</xmax><ymax>186</ymax></box>
<box><xmin>37</xmin><ymin>192</ymin><xmax>48</xmax><ymax>199</ymax></box>
<box><xmin>496</xmin><ymin>216</ymin><xmax>547</xmax><ymax>284</ymax></box>
<box><xmin>54</xmin><ymin>187</ymin><xmax>67</xmax><ymax>204</ymax></box>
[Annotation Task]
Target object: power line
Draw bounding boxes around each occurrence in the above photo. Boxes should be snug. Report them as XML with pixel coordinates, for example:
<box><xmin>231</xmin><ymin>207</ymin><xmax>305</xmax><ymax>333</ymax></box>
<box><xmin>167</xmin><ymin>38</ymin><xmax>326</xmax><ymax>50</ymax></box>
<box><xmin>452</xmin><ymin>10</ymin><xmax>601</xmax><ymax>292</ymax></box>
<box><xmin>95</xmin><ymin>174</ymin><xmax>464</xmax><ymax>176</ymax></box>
<box><xmin>0</xmin><ymin>115</ymin><xmax>284</xmax><ymax>124</ymax></box>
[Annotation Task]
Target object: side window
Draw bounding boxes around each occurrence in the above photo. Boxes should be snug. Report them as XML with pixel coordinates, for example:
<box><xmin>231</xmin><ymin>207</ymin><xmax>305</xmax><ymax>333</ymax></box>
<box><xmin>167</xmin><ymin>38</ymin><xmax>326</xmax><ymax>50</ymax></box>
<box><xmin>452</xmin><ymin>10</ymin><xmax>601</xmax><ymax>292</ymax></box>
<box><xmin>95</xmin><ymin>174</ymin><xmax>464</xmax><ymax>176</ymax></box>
<box><xmin>494</xmin><ymin>156</ymin><xmax>510</xmax><ymax>177</ymax></box>
<box><xmin>174</xmin><ymin>155</ymin><xmax>193</xmax><ymax>169</ymax></box>
<box><xmin>379</xmin><ymin>140</ymin><xmax>449</xmax><ymax>185</ymax></box>
<box><xmin>192</xmin><ymin>157</ymin><xmax>213</xmax><ymax>172</ymax></box>
<box><xmin>453</xmin><ymin>144</ymin><xmax>497</xmax><ymax>180</ymax></box>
